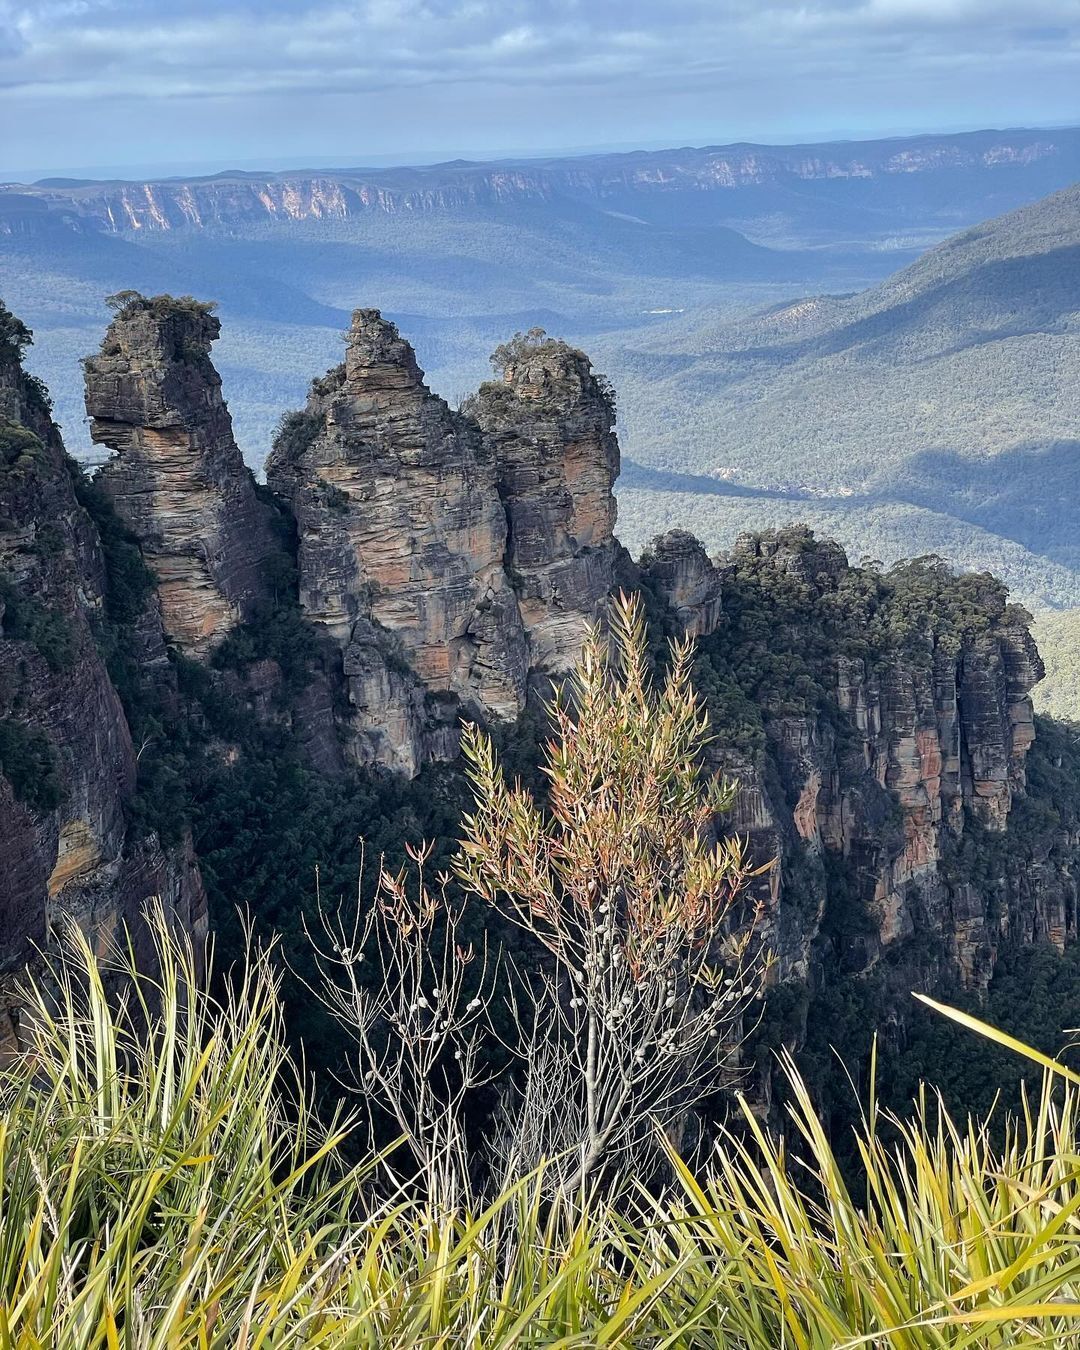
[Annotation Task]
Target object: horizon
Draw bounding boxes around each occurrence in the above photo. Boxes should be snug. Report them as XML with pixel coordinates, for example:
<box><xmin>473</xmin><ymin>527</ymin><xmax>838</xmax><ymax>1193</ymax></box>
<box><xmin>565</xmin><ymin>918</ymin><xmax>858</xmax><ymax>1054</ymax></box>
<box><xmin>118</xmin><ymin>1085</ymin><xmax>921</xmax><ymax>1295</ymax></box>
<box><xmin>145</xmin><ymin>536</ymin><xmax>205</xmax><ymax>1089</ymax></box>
<box><xmin>5</xmin><ymin>117</ymin><xmax>1080</xmax><ymax>187</ymax></box>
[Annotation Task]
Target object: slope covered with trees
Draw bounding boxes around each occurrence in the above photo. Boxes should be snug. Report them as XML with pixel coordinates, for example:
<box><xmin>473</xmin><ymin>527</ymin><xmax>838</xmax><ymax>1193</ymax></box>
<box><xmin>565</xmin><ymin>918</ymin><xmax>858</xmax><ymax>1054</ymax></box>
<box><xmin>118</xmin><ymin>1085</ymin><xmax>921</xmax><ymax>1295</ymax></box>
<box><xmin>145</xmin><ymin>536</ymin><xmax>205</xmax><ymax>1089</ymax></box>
<box><xmin>611</xmin><ymin>183</ymin><xmax>1080</xmax><ymax>621</ymax></box>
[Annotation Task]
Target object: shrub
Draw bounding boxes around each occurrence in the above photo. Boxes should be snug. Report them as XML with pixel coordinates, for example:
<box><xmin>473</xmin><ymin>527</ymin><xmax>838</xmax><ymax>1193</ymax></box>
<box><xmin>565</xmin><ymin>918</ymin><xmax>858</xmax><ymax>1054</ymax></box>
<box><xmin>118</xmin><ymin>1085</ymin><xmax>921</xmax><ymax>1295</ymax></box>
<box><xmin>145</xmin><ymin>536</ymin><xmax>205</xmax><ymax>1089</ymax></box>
<box><xmin>314</xmin><ymin>593</ymin><xmax>770</xmax><ymax>1204</ymax></box>
<box><xmin>0</xmin><ymin>716</ymin><xmax>62</xmax><ymax>812</ymax></box>
<box><xmin>0</xmin><ymin>574</ymin><xmax>77</xmax><ymax>672</ymax></box>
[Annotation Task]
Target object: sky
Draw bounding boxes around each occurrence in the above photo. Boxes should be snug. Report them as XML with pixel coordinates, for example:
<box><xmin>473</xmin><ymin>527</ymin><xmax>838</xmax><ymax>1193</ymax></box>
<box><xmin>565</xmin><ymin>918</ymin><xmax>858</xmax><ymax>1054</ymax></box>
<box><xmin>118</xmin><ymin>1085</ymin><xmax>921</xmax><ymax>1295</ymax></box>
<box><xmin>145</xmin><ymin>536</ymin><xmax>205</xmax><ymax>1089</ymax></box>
<box><xmin>2</xmin><ymin>0</ymin><xmax>1080</xmax><ymax>178</ymax></box>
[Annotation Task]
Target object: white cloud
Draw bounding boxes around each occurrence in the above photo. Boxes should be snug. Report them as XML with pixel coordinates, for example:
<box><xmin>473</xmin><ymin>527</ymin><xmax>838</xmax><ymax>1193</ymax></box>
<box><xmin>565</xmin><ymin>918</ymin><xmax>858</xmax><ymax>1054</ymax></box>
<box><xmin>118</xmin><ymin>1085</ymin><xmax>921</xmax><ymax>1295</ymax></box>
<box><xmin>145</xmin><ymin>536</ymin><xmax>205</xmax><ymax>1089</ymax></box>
<box><xmin>1</xmin><ymin>0</ymin><xmax>1077</xmax><ymax>167</ymax></box>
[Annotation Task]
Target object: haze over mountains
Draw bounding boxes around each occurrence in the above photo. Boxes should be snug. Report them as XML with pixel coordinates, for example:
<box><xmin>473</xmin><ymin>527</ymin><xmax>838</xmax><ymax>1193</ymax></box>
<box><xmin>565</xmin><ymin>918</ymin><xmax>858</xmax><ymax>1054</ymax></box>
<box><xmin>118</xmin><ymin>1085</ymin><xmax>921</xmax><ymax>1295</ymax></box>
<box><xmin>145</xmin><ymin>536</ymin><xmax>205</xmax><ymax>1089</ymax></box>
<box><xmin>2</xmin><ymin>123</ymin><xmax>1079</xmax><ymax>700</ymax></box>
<box><xmin>3</xmin><ymin>124</ymin><xmax>1080</xmax><ymax>460</ymax></box>
<box><xmin>615</xmin><ymin>182</ymin><xmax>1080</xmax><ymax>605</ymax></box>
<box><xmin>7</xmin><ymin>126</ymin><xmax>1080</xmax><ymax>242</ymax></box>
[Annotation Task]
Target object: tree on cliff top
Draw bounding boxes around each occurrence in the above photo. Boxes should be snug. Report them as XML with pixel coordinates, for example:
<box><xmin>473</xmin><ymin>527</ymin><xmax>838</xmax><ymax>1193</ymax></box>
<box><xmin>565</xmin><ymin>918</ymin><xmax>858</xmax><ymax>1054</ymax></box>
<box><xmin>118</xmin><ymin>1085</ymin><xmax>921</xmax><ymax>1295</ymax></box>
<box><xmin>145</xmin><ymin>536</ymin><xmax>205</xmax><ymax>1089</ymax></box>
<box><xmin>312</xmin><ymin>592</ymin><xmax>770</xmax><ymax>1203</ymax></box>
<box><xmin>0</xmin><ymin>300</ymin><xmax>33</xmax><ymax>362</ymax></box>
<box><xmin>104</xmin><ymin>291</ymin><xmax>218</xmax><ymax>321</ymax></box>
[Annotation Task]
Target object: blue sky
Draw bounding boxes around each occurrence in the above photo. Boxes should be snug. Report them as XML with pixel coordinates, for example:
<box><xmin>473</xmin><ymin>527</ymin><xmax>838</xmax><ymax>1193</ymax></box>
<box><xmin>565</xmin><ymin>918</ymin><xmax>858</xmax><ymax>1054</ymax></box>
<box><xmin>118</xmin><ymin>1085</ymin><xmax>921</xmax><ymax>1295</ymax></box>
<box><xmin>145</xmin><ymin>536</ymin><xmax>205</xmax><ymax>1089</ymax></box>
<box><xmin>2</xmin><ymin>0</ymin><xmax>1079</xmax><ymax>177</ymax></box>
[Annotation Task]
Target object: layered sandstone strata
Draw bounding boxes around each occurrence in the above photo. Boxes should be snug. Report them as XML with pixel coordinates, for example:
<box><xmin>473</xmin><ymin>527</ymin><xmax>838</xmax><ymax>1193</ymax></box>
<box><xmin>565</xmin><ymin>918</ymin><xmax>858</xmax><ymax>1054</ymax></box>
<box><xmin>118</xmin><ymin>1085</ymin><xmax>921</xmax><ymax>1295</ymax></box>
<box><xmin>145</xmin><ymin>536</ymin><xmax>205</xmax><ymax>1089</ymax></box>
<box><xmin>469</xmin><ymin>333</ymin><xmax>621</xmax><ymax>671</ymax></box>
<box><xmin>0</xmin><ymin>301</ymin><xmax>206</xmax><ymax>1011</ymax></box>
<box><xmin>640</xmin><ymin>528</ymin><xmax>1057</xmax><ymax>992</ymax></box>
<box><xmin>267</xmin><ymin>309</ymin><xmax>527</xmax><ymax>769</ymax></box>
<box><xmin>84</xmin><ymin>295</ymin><xmax>277</xmax><ymax>655</ymax></box>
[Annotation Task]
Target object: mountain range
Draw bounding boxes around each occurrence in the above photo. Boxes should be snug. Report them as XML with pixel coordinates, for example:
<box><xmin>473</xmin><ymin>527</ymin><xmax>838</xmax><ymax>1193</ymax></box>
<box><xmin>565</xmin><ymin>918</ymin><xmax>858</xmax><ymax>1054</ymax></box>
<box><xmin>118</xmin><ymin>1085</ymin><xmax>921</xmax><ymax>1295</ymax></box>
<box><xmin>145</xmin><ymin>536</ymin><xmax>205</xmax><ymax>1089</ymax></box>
<box><xmin>6</xmin><ymin>125</ymin><xmax>1080</xmax><ymax>244</ymax></box>
<box><xmin>3</xmin><ymin>125</ymin><xmax>1080</xmax><ymax>470</ymax></box>
<box><xmin>613</xmin><ymin>182</ymin><xmax>1080</xmax><ymax>607</ymax></box>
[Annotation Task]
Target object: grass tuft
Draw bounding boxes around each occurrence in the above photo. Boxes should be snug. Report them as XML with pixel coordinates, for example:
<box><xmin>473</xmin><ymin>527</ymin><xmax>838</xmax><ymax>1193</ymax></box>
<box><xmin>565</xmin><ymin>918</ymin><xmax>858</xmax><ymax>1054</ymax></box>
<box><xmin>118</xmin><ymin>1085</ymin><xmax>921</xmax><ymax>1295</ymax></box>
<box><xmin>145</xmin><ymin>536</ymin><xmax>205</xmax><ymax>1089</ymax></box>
<box><xmin>3</xmin><ymin>911</ymin><xmax>1080</xmax><ymax>1345</ymax></box>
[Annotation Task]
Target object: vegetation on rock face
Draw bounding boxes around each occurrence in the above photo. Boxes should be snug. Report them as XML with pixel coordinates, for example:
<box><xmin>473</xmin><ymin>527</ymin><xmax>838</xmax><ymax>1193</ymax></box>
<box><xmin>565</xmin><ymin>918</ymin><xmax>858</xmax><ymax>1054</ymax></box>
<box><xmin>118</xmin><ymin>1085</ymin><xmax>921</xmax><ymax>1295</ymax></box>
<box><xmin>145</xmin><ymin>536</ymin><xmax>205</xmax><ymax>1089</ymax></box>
<box><xmin>0</xmin><ymin>298</ymin><xmax>34</xmax><ymax>365</ymax></box>
<box><xmin>489</xmin><ymin>325</ymin><xmax>587</xmax><ymax>376</ymax></box>
<box><xmin>0</xmin><ymin>716</ymin><xmax>62</xmax><ymax>812</ymax></box>
<box><xmin>103</xmin><ymin>289</ymin><xmax>218</xmax><ymax>322</ymax></box>
<box><xmin>270</xmin><ymin>407</ymin><xmax>323</xmax><ymax>466</ymax></box>
<box><xmin>0</xmin><ymin>573</ymin><xmax>77</xmax><ymax>673</ymax></box>
<box><xmin>69</xmin><ymin>465</ymin><xmax>156</xmax><ymax>626</ymax></box>
<box><xmin>638</xmin><ymin>527</ymin><xmax>1023</xmax><ymax>753</ymax></box>
<box><xmin>0</xmin><ymin>421</ymin><xmax>45</xmax><ymax>476</ymax></box>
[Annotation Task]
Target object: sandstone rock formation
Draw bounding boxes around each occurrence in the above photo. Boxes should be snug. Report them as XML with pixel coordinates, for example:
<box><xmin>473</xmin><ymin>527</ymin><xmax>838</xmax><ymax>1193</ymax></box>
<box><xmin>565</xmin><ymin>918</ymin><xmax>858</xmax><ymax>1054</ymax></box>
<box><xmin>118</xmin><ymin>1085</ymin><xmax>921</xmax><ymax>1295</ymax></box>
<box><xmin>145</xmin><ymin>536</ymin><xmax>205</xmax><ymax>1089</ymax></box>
<box><xmin>469</xmin><ymin>332</ymin><xmax>621</xmax><ymax>671</ymax></box>
<box><xmin>4</xmin><ymin>295</ymin><xmax>1079</xmax><ymax>1081</ymax></box>
<box><xmin>267</xmin><ymin>309</ymin><xmax>527</xmax><ymax>771</ymax></box>
<box><xmin>0</xmin><ymin>301</ymin><xmax>206</xmax><ymax>1033</ymax></box>
<box><xmin>84</xmin><ymin>295</ymin><xmax>278</xmax><ymax>655</ymax></box>
<box><xmin>641</xmin><ymin>527</ymin><xmax>1062</xmax><ymax>995</ymax></box>
<box><xmin>640</xmin><ymin>530</ymin><xmax>723</xmax><ymax>638</ymax></box>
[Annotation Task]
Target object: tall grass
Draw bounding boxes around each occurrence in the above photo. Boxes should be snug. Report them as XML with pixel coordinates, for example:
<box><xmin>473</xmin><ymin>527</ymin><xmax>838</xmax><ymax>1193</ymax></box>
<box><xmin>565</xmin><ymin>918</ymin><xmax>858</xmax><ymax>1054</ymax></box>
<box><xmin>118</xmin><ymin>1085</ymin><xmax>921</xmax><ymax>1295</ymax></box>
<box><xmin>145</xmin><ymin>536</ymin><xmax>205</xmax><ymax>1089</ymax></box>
<box><xmin>2</xmin><ymin>913</ymin><xmax>1080</xmax><ymax>1347</ymax></box>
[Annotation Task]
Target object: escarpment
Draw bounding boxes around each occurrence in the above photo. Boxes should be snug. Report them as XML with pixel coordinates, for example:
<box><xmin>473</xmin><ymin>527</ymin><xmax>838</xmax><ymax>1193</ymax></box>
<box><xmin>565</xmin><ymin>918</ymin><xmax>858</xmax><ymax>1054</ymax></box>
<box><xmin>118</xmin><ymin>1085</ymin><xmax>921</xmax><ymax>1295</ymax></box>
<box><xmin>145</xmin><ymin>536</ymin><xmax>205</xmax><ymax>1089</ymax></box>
<box><xmin>0</xmin><ymin>301</ymin><xmax>205</xmax><ymax>1047</ymax></box>
<box><xmin>641</xmin><ymin>527</ymin><xmax>1068</xmax><ymax>1001</ymax></box>
<box><xmin>84</xmin><ymin>295</ymin><xmax>279</xmax><ymax>655</ymax></box>
<box><xmin>468</xmin><ymin>333</ymin><xmax>621</xmax><ymax>672</ymax></box>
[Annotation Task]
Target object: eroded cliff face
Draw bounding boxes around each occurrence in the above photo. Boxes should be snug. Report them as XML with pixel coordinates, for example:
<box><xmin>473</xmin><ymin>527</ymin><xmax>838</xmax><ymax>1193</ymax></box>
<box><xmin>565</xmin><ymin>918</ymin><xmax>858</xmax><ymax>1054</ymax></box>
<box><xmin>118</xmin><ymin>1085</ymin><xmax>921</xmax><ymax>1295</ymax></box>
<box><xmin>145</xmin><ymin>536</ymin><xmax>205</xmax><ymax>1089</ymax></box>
<box><xmin>0</xmin><ymin>303</ymin><xmax>206</xmax><ymax>1046</ymax></box>
<box><xmin>469</xmin><ymin>336</ymin><xmax>621</xmax><ymax>672</ymax></box>
<box><xmin>640</xmin><ymin>530</ymin><xmax>723</xmax><ymax>639</ymax></box>
<box><xmin>642</xmin><ymin>527</ymin><xmax>1066</xmax><ymax>997</ymax></box>
<box><xmin>84</xmin><ymin>297</ymin><xmax>278</xmax><ymax>655</ymax></box>
<box><xmin>267</xmin><ymin>309</ymin><xmax>527</xmax><ymax>773</ymax></box>
<box><xmin>2</xmin><ymin>129</ymin><xmax>1072</xmax><ymax>235</ymax></box>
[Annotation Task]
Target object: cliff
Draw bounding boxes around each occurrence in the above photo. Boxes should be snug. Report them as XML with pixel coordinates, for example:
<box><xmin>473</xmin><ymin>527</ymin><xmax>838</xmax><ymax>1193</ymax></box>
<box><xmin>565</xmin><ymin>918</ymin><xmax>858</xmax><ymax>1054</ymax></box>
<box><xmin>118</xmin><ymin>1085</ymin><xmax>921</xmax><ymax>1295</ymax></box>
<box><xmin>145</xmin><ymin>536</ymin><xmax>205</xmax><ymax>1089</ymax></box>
<box><xmin>266</xmin><ymin>309</ymin><xmax>528</xmax><ymax>773</ymax></box>
<box><xmin>643</xmin><ymin>526</ymin><xmax>1066</xmax><ymax>1001</ymax></box>
<box><xmin>0</xmin><ymin>301</ymin><xmax>205</xmax><ymax>1049</ymax></box>
<box><xmin>3</xmin><ymin>127</ymin><xmax>1077</xmax><ymax>235</ymax></box>
<box><xmin>84</xmin><ymin>294</ymin><xmax>278</xmax><ymax>656</ymax></box>
<box><xmin>3</xmin><ymin>296</ymin><xmax>1079</xmax><ymax>1079</ymax></box>
<box><xmin>468</xmin><ymin>332</ymin><xmax>622</xmax><ymax>671</ymax></box>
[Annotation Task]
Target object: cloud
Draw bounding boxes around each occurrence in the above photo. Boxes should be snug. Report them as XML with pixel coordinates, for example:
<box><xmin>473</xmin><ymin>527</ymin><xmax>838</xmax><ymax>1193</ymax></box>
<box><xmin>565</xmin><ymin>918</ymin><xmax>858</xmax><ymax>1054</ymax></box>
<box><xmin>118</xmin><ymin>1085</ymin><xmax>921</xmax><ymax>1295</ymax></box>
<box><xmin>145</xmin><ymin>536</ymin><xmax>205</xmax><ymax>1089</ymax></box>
<box><xmin>1</xmin><ymin>0</ymin><xmax>1078</xmax><ymax>168</ymax></box>
<box><xmin>1</xmin><ymin>0</ymin><xmax>1074</xmax><ymax>100</ymax></box>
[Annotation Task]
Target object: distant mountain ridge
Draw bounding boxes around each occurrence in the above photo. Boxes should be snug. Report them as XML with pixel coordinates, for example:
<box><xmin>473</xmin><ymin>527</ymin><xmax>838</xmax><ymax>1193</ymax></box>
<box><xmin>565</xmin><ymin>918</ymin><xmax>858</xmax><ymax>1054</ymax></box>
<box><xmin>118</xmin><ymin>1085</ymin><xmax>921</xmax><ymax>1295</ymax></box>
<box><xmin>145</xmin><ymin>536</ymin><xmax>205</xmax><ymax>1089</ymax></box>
<box><xmin>612</xmin><ymin>181</ymin><xmax>1080</xmax><ymax>611</ymax></box>
<box><xmin>4</xmin><ymin>126</ymin><xmax>1080</xmax><ymax>241</ymax></box>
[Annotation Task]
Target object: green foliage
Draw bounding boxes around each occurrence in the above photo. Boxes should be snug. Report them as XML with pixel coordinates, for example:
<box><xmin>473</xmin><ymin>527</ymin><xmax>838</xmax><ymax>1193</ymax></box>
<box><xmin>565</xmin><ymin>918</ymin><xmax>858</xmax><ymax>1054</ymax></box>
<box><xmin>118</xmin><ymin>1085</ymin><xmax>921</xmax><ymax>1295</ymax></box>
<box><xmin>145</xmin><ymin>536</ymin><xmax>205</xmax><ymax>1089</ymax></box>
<box><xmin>613</xmin><ymin>188</ymin><xmax>1080</xmax><ymax>632</ymax></box>
<box><xmin>0</xmin><ymin>716</ymin><xmax>62</xmax><ymax>812</ymax></box>
<box><xmin>69</xmin><ymin>464</ymin><xmax>156</xmax><ymax>626</ymax></box>
<box><xmin>101</xmin><ymin>291</ymin><xmax>220</xmax><ymax>367</ymax></box>
<box><xmin>639</xmin><ymin>528</ymin><xmax>1018</xmax><ymax>761</ymax></box>
<box><xmin>0</xmin><ymin>298</ymin><xmax>33</xmax><ymax>362</ymax></box>
<box><xmin>0</xmin><ymin>910</ymin><xmax>366</xmax><ymax>1347</ymax></box>
<box><xmin>489</xmin><ymin>325</ymin><xmax>580</xmax><ymax>374</ymax></box>
<box><xmin>1031</xmin><ymin>605</ymin><xmax>1080</xmax><ymax>720</ymax></box>
<box><xmin>0</xmin><ymin>420</ymin><xmax>46</xmax><ymax>476</ymax></box>
<box><xmin>886</xmin><ymin>943</ymin><xmax>1080</xmax><ymax>1125</ymax></box>
<box><xmin>0</xmin><ymin>574</ymin><xmax>76</xmax><ymax>672</ymax></box>
<box><xmin>210</xmin><ymin>606</ymin><xmax>327</xmax><ymax>692</ymax></box>
<box><xmin>271</xmin><ymin>407</ymin><xmax>323</xmax><ymax>463</ymax></box>
<box><xmin>6</xmin><ymin>902</ymin><xmax>1080</xmax><ymax>1344</ymax></box>
<box><xmin>104</xmin><ymin>289</ymin><xmax>217</xmax><ymax>321</ymax></box>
